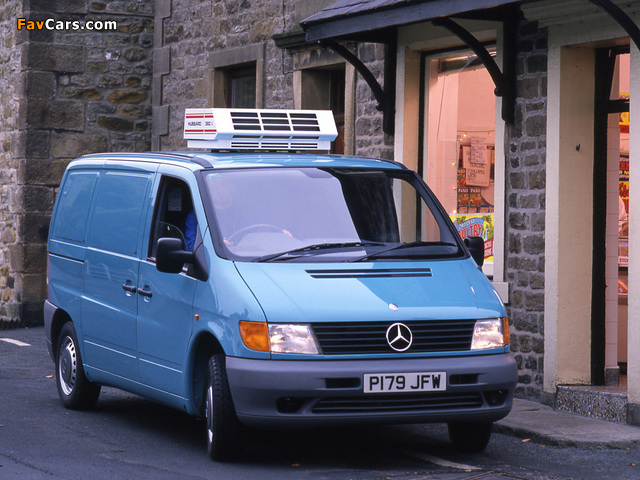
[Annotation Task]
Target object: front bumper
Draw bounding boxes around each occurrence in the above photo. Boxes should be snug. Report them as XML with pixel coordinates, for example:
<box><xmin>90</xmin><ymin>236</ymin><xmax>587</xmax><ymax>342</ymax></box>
<box><xmin>226</xmin><ymin>353</ymin><xmax>517</xmax><ymax>428</ymax></box>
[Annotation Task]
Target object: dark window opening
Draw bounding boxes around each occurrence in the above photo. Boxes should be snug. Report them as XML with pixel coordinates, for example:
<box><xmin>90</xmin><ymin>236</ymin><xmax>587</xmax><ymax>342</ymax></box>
<box><xmin>226</xmin><ymin>66</ymin><xmax>257</xmax><ymax>108</ymax></box>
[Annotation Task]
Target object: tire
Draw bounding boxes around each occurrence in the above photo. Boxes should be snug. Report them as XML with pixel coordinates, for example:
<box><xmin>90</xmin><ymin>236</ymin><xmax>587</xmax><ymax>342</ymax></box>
<box><xmin>55</xmin><ymin>322</ymin><xmax>101</xmax><ymax>410</ymax></box>
<box><xmin>205</xmin><ymin>353</ymin><xmax>240</xmax><ymax>461</ymax></box>
<box><xmin>448</xmin><ymin>421</ymin><xmax>493</xmax><ymax>453</ymax></box>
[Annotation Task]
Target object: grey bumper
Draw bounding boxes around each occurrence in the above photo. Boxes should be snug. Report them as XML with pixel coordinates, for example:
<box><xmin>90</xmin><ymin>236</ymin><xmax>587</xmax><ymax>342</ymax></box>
<box><xmin>226</xmin><ymin>353</ymin><xmax>517</xmax><ymax>428</ymax></box>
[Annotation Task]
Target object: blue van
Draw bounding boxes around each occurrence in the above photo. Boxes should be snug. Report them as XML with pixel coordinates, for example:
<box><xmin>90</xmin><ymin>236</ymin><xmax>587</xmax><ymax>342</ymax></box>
<box><xmin>45</xmin><ymin>108</ymin><xmax>516</xmax><ymax>460</ymax></box>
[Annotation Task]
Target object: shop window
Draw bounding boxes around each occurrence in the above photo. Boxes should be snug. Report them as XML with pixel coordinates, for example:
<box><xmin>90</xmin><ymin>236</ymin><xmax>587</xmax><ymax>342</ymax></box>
<box><xmin>426</xmin><ymin>53</ymin><xmax>496</xmax><ymax>273</ymax></box>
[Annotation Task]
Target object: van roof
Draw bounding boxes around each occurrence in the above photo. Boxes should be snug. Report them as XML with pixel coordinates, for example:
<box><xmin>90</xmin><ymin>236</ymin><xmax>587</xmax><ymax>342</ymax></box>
<box><xmin>78</xmin><ymin>151</ymin><xmax>406</xmax><ymax>171</ymax></box>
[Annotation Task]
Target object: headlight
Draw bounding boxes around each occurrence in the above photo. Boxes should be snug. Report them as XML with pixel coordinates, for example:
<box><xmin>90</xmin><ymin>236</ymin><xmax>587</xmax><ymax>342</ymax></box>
<box><xmin>269</xmin><ymin>324</ymin><xmax>320</xmax><ymax>354</ymax></box>
<box><xmin>239</xmin><ymin>321</ymin><xmax>320</xmax><ymax>354</ymax></box>
<box><xmin>471</xmin><ymin>317</ymin><xmax>509</xmax><ymax>350</ymax></box>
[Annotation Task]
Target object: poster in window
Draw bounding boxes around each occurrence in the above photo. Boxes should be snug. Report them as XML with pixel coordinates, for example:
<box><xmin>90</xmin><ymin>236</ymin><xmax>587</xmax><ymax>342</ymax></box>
<box><xmin>450</xmin><ymin>213</ymin><xmax>494</xmax><ymax>261</ymax></box>
<box><xmin>464</xmin><ymin>137</ymin><xmax>491</xmax><ymax>187</ymax></box>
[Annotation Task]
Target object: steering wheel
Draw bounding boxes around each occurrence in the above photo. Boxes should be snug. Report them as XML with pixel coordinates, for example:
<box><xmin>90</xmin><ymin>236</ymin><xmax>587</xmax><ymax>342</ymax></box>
<box><xmin>227</xmin><ymin>224</ymin><xmax>285</xmax><ymax>243</ymax></box>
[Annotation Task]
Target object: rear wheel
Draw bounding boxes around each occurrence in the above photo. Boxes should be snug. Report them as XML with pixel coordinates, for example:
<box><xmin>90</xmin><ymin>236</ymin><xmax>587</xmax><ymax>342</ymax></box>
<box><xmin>448</xmin><ymin>421</ymin><xmax>493</xmax><ymax>453</ymax></box>
<box><xmin>205</xmin><ymin>353</ymin><xmax>240</xmax><ymax>461</ymax></box>
<box><xmin>55</xmin><ymin>322</ymin><xmax>101</xmax><ymax>409</ymax></box>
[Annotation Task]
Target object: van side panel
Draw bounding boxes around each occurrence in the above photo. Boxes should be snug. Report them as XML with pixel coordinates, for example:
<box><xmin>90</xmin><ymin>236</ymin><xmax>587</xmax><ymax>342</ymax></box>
<box><xmin>47</xmin><ymin>171</ymin><xmax>100</xmax><ymax>335</ymax></box>
<box><xmin>82</xmin><ymin>171</ymin><xmax>153</xmax><ymax>381</ymax></box>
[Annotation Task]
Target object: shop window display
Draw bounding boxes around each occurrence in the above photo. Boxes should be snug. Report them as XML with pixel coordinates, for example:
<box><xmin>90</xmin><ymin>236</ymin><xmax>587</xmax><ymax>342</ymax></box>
<box><xmin>426</xmin><ymin>55</ymin><xmax>496</xmax><ymax>273</ymax></box>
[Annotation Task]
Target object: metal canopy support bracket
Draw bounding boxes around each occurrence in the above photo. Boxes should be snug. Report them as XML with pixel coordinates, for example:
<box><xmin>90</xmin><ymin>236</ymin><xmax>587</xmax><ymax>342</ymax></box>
<box><xmin>587</xmin><ymin>0</ymin><xmax>640</xmax><ymax>52</ymax></box>
<box><xmin>432</xmin><ymin>11</ymin><xmax>518</xmax><ymax>124</ymax></box>
<box><xmin>321</xmin><ymin>38</ymin><xmax>396</xmax><ymax>135</ymax></box>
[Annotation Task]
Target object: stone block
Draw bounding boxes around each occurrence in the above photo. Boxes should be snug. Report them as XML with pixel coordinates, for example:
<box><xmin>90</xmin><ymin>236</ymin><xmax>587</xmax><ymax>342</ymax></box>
<box><xmin>23</xmin><ymin>245</ymin><xmax>47</xmax><ymax>275</ymax></box>
<box><xmin>117</xmin><ymin>104</ymin><xmax>150</xmax><ymax>117</ymax></box>
<box><xmin>25</xmin><ymin>130</ymin><xmax>50</xmax><ymax>158</ymax></box>
<box><xmin>509</xmin><ymin>212</ymin><xmax>527</xmax><ymax>230</ymax></box>
<box><xmin>152</xmin><ymin>105</ymin><xmax>169</xmax><ymax>136</ymax></box>
<box><xmin>125</xmin><ymin>76</ymin><xmax>142</xmax><ymax>87</ymax></box>
<box><xmin>18</xmin><ymin>158</ymin><xmax>69</xmax><ymax>186</ymax></box>
<box><xmin>21</xmin><ymin>213</ymin><xmax>53</xmax><ymax>243</ymax></box>
<box><xmin>156</xmin><ymin>0</ymin><xmax>172</xmax><ymax>18</ymax></box>
<box><xmin>51</xmin><ymin>132</ymin><xmax>109</xmax><ymax>158</ymax></box>
<box><xmin>22</xmin><ymin>185</ymin><xmax>55</xmax><ymax>214</ymax></box>
<box><xmin>98</xmin><ymin>116</ymin><xmax>134</xmax><ymax>132</ymax></box>
<box><xmin>97</xmin><ymin>75</ymin><xmax>122</xmax><ymax>89</ymax></box>
<box><xmin>64</xmin><ymin>86</ymin><xmax>103</xmax><ymax>100</ymax></box>
<box><xmin>26</xmin><ymin>100</ymin><xmax>85</xmax><ymax>131</ymax></box>
<box><xmin>86</xmin><ymin>61</ymin><xmax>109</xmax><ymax>74</ymax></box>
<box><xmin>107</xmin><ymin>89</ymin><xmax>148</xmax><ymax>104</ymax></box>
<box><xmin>523</xmin><ymin>234</ymin><xmax>544</xmax><ymax>255</ymax></box>
<box><xmin>154</xmin><ymin>46</ymin><xmax>171</xmax><ymax>75</ymax></box>
<box><xmin>509</xmin><ymin>171</ymin><xmax>525</xmax><ymax>189</ymax></box>
<box><xmin>529</xmin><ymin>170</ymin><xmax>545</xmax><ymax>190</ymax></box>
<box><xmin>527</xmin><ymin>54</ymin><xmax>548</xmax><ymax>74</ymax></box>
<box><xmin>124</xmin><ymin>48</ymin><xmax>147</xmax><ymax>61</ymax></box>
<box><xmin>525</xmin><ymin>114</ymin><xmax>546</xmax><ymax>137</ymax></box>
<box><xmin>27</xmin><ymin>43</ymin><xmax>85</xmax><ymax>73</ymax></box>
<box><xmin>7</xmin><ymin>244</ymin><xmax>24</xmax><ymax>272</ymax></box>
<box><xmin>524</xmin><ymin>292</ymin><xmax>544</xmax><ymax>312</ymax></box>
<box><xmin>118</xmin><ymin>21</ymin><xmax>146</xmax><ymax>34</ymax></box>
<box><xmin>30</xmin><ymin>0</ymin><xmax>88</xmax><ymax>14</ymax></box>
<box><xmin>531</xmin><ymin>212</ymin><xmax>545</xmax><ymax>231</ymax></box>
<box><xmin>152</xmin><ymin>77</ymin><xmax>162</xmax><ymax>106</ymax></box>
<box><xmin>25</xmin><ymin>71</ymin><xmax>56</xmax><ymax>99</ymax></box>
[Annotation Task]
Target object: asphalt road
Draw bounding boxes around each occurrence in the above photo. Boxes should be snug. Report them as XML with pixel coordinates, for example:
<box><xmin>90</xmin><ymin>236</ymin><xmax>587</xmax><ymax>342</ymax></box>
<box><xmin>1</xmin><ymin>326</ymin><xmax>638</xmax><ymax>480</ymax></box>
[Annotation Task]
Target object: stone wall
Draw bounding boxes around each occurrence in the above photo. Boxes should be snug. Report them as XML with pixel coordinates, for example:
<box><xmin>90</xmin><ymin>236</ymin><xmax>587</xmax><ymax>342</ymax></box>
<box><xmin>0</xmin><ymin>0</ymin><xmax>25</xmax><ymax>328</ymax></box>
<box><xmin>0</xmin><ymin>0</ymin><xmax>153</xmax><ymax>327</ymax></box>
<box><xmin>155</xmin><ymin>0</ymin><xmax>390</xmax><ymax>158</ymax></box>
<box><xmin>505</xmin><ymin>20</ymin><xmax>548</xmax><ymax>401</ymax></box>
<box><xmin>353</xmin><ymin>42</ymin><xmax>393</xmax><ymax>160</ymax></box>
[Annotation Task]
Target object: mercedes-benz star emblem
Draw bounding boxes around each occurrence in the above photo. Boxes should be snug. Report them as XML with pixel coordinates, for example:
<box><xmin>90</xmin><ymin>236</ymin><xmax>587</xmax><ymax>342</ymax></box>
<box><xmin>386</xmin><ymin>322</ymin><xmax>413</xmax><ymax>352</ymax></box>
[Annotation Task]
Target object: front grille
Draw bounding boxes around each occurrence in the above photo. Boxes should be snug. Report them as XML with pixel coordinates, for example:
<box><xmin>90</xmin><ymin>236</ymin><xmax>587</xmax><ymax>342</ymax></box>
<box><xmin>312</xmin><ymin>320</ymin><xmax>476</xmax><ymax>355</ymax></box>
<box><xmin>311</xmin><ymin>392</ymin><xmax>483</xmax><ymax>414</ymax></box>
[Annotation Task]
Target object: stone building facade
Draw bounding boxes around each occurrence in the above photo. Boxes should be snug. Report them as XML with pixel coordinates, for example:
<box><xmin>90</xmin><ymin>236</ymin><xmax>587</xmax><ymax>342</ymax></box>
<box><xmin>153</xmin><ymin>0</ymin><xmax>392</xmax><ymax>159</ymax></box>
<box><xmin>4</xmin><ymin>0</ymin><xmax>640</xmax><ymax>420</ymax></box>
<box><xmin>0</xmin><ymin>0</ymin><xmax>24</xmax><ymax>328</ymax></box>
<box><xmin>0</xmin><ymin>0</ymin><xmax>154</xmax><ymax>327</ymax></box>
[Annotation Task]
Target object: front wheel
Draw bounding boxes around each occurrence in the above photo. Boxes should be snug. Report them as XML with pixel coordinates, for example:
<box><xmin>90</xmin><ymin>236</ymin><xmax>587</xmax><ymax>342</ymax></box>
<box><xmin>55</xmin><ymin>322</ymin><xmax>101</xmax><ymax>410</ymax></box>
<box><xmin>448</xmin><ymin>421</ymin><xmax>493</xmax><ymax>453</ymax></box>
<box><xmin>205</xmin><ymin>353</ymin><xmax>241</xmax><ymax>461</ymax></box>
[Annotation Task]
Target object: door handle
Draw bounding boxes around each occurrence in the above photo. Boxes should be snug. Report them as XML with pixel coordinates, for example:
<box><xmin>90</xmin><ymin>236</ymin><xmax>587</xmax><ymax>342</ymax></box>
<box><xmin>122</xmin><ymin>284</ymin><xmax>137</xmax><ymax>293</ymax></box>
<box><xmin>137</xmin><ymin>287</ymin><xmax>153</xmax><ymax>298</ymax></box>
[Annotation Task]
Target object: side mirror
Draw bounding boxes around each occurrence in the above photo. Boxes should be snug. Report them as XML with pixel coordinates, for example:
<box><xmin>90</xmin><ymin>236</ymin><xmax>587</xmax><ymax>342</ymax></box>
<box><xmin>464</xmin><ymin>236</ymin><xmax>485</xmax><ymax>267</ymax></box>
<box><xmin>156</xmin><ymin>237</ymin><xmax>194</xmax><ymax>274</ymax></box>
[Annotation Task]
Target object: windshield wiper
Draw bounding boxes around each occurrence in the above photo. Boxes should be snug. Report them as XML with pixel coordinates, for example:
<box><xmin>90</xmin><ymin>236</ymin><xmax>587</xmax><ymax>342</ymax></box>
<box><xmin>349</xmin><ymin>241</ymin><xmax>458</xmax><ymax>263</ymax></box>
<box><xmin>253</xmin><ymin>242</ymin><xmax>388</xmax><ymax>263</ymax></box>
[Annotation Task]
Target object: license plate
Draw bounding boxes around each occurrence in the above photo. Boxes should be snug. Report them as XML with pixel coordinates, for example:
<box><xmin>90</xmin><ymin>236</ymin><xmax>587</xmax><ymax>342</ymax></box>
<box><xmin>363</xmin><ymin>372</ymin><xmax>446</xmax><ymax>393</ymax></box>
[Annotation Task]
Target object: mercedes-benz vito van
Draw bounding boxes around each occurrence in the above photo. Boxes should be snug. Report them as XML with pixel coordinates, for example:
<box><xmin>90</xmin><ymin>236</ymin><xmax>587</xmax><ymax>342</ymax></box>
<box><xmin>45</xmin><ymin>108</ymin><xmax>516</xmax><ymax>460</ymax></box>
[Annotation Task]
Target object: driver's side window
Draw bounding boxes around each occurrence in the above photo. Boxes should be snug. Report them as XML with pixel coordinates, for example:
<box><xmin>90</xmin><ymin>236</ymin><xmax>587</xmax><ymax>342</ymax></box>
<box><xmin>149</xmin><ymin>176</ymin><xmax>197</xmax><ymax>260</ymax></box>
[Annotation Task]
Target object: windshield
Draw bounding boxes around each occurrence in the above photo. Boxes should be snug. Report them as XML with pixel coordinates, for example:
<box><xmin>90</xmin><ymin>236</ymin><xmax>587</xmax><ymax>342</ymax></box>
<box><xmin>204</xmin><ymin>167</ymin><xmax>463</xmax><ymax>262</ymax></box>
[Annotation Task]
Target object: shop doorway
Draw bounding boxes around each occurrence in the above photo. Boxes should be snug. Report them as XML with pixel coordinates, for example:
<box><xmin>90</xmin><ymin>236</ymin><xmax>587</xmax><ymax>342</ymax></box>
<box><xmin>592</xmin><ymin>47</ymin><xmax>629</xmax><ymax>387</ymax></box>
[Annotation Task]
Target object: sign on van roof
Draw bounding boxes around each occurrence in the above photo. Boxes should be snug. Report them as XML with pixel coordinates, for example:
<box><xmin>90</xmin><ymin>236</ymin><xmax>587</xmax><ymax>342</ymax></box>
<box><xmin>184</xmin><ymin>108</ymin><xmax>338</xmax><ymax>151</ymax></box>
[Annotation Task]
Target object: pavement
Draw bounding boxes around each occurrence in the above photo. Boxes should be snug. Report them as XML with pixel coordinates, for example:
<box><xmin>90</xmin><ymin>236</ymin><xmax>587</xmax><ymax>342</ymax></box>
<box><xmin>496</xmin><ymin>398</ymin><xmax>640</xmax><ymax>449</ymax></box>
